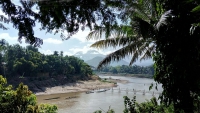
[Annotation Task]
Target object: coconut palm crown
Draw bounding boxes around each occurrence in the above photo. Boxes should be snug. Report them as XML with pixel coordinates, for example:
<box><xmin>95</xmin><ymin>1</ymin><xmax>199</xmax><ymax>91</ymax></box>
<box><xmin>86</xmin><ymin>0</ymin><xmax>165</xmax><ymax>69</ymax></box>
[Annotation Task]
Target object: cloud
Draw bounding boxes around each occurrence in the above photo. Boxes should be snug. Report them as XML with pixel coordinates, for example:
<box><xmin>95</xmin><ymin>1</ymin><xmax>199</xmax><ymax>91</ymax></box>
<box><xmin>67</xmin><ymin>43</ymin><xmax>115</xmax><ymax>56</ymax></box>
<box><xmin>63</xmin><ymin>51</ymin><xmax>74</xmax><ymax>56</ymax></box>
<box><xmin>62</xmin><ymin>28</ymin><xmax>96</xmax><ymax>43</ymax></box>
<box><xmin>39</xmin><ymin>49</ymin><xmax>53</xmax><ymax>55</ymax></box>
<box><xmin>68</xmin><ymin>44</ymin><xmax>92</xmax><ymax>54</ymax></box>
<box><xmin>100</xmin><ymin>50</ymin><xmax>113</xmax><ymax>55</ymax></box>
<box><xmin>0</xmin><ymin>33</ymin><xmax>17</xmax><ymax>41</ymax></box>
<box><xmin>43</xmin><ymin>38</ymin><xmax>63</xmax><ymax>44</ymax></box>
<box><xmin>0</xmin><ymin>10</ymin><xmax>8</xmax><ymax>18</ymax></box>
<box><xmin>0</xmin><ymin>33</ymin><xmax>21</xmax><ymax>45</ymax></box>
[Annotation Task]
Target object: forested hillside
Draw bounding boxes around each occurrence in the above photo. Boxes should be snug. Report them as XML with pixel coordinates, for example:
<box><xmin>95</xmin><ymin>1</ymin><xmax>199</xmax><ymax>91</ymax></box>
<box><xmin>100</xmin><ymin>65</ymin><xmax>154</xmax><ymax>78</ymax></box>
<box><xmin>0</xmin><ymin>43</ymin><xmax>93</xmax><ymax>92</ymax></box>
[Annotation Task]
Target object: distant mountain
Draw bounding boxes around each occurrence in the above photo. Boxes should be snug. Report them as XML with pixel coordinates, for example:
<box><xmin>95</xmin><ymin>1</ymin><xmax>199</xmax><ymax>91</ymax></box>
<box><xmin>73</xmin><ymin>50</ymin><xmax>153</xmax><ymax>67</ymax></box>
<box><xmin>85</xmin><ymin>56</ymin><xmax>104</xmax><ymax>67</ymax></box>
<box><xmin>110</xmin><ymin>60</ymin><xmax>129</xmax><ymax>67</ymax></box>
<box><xmin>85</xmin><ymin>56</ymin><xmax>129</xmax><ymax>67</ymax></box>
<box><xmin>73</xmin><ymin>50</ymin><xmax>104</xmax><ymax>61</ymax></box>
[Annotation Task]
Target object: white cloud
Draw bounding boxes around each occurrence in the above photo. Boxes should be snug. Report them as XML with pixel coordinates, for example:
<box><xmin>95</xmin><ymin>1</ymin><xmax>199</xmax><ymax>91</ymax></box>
<box><xmin>69</xmin><ymin>44</ymin><xmax>92</xmax><ymax>54</ymax></box>
<box><xmin>39</xmin><ymin>49</ymin><xmax>53</xmax><ymax>55</ymax></box>
<box><xmin>63</xmin><ymin>51</ymin><xmax>74</xmax><ymax>56</ymax></box>
<box><xmin>0</xmin><ymin>33</ymin><xmax>21</xmax><ymax>45</ymax></box>
<box><xmin>100</xmin><ymin>50</ymin><xmax>113</xmax><ymax>55</ymax></box>
<box><xmin>0</xmin><ymin>33</ymin><xmax>35</xmax><ymax>47</ymax></box>
<box><xmin>71</xmin><ymin>30</ymin><xmax>90</xmax><ymax>43</ymax></box>
<box><xmin>0</xmin><ymin>10</ymin><xmax>8</xmax><ymax>18</ymax></box>
<box><xmin>62</xmin><ymin>28</ymin><xmax>96</xmax><ymax>43</ymax></box>
<box><xmin>67</xmin><ymin>43</ymin><xmax>115</xmax><ymax>56</ymax></box>
<box><xmin>0</xmin><ymin>33</ymin><xmax>17</xmax><ymax>41</ymax></box>
<box><xmin>51</xmin><ymin>28</ymin><xmax>101</xmax><ymax>44</ymax></box>
<box><xmin>43</xmin><ymin>38</ymin><xmax>63</xmax><ymax>44</ymax></box>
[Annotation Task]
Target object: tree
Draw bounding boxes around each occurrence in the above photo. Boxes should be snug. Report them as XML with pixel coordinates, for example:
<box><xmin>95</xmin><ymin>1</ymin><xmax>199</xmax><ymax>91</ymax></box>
<box><xmin>0</xmin><ymin>0</ymin><xmax>117</xmax><ymax>46</ymax></box>
<box><xmin>89</xmin><ymin>0</ymin><xmax>200</xmax><ymax>112</ymax></box>
<box><xmin>153</xmin><ymin>0</ymin><xmax>200</xmax><ymax>112</ymax></box>
<box><xmin>0</xmin><ymin>75</ymin><xmax>58</xmax><ymax>113</ymax></box>
<box><xmin>1</xmin><ymin>0</ymin><xmax>200</xmax><ymax>112</ymax></box>
<box><xmin>53</xmin><ymin>51</ymin><xmax>59</xmax><ymax>56</ymax></box>
<box><xmin>87</xmin><ymin>0</ymin><xmax>157</xmax><ymax>69</ymax></box>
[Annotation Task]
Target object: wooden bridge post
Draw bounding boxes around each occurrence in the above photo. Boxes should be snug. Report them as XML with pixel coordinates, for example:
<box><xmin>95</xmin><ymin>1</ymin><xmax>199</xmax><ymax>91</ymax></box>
<box><xmin>143</xmin><ymin>90</ymin><xmax>145</xmax><ymax>95</ymax></box>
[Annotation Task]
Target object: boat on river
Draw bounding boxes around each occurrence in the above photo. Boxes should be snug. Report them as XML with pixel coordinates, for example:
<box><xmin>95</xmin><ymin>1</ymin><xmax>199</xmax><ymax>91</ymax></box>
<box><xmin>96</xmin><ymin>89</ymin><xmax>108</xmax><ymax>93</ymax></box>
<box><xmin>86</xmin><ymin>91</ymin><xmax>94</xmax><ymax>94</ymax></box>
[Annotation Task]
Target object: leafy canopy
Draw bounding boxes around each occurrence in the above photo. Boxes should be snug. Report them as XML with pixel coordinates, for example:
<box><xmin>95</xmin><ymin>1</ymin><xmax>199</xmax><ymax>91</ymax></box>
<box><xmin>0</xmin><ymin>0</ymin><xmax>117</xmax><ymax>46</ymax></box>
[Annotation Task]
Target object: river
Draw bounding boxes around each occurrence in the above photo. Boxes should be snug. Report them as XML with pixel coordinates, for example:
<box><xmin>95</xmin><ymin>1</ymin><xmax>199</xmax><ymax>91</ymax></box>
<box><xmin>37</xmin><ymin>75</ymin><xmax>163</xmax><ymax>113</ymax></box>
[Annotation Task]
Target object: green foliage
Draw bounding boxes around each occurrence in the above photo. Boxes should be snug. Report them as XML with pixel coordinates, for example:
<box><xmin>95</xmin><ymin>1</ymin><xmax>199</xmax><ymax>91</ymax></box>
<box><xmin>94</xmin><ymin>96</ymin><xmax>175</xmax><ymax>113</ymax></box>
<box><xmin>87</xmin><ymin>0</ymin><xmax>157</xmax><ymax>69</ymax></box>
<box><xmin>1</xmin><ymin>0</ymin><xmax>200</xmax><ymax>112</ymax></box>
<box><xmin>93</xmin><ymin>106</ymin><xmax>115</xmax><ymax>113</ymax></box>
<box><xmin>0</xmin><ymin>75</ymin><xmax>58</xmax><ymax>113</ymax></box>
<box><xmin>153</xmin><ymin>0</ymin><xmax>200</xmax><ymax>112</ymax></box>
<box><xmin>100</xmin><ymin>78</ymin><xmax>117</xmax><ymax>84</ymax></box>
<box><xmin>0</xmin><ymin>0</ymin><xmax>117</xmax><ymax>46</ymax></box>
<box><xmin>0</xmin><ymin>44</ymin><xmax>93</xmax><ymax>81</ymax></box>
<box><xmin>89</xmin><ymin>0</ymin><xmax>200</xmax><ymax>112</ymax></box>
<box><xmin>123</xmin><ymin>96</ymin><xmax>137</xmax><ymax>113</ymax></box>
<box><xmin>101</xmin><ymin>65</ymin><xmax>154</xmax><ymax>77</ymax></box>
<box><xmin>123</xmin><ymin>96</ymin><xmax>174</xmax><ymax>113</ymax></box>
<box><xmin>36</xmin><ymin>104</ymin><xmax>58</xmax><ymax>113</ymax></box>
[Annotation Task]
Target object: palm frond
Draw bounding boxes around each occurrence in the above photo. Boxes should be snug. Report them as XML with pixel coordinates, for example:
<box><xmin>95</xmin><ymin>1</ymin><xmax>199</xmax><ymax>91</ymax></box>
<box><xmin>90</xmin><ymin>38</ymin><xmax>120</xmax><ymax>49</ymax></box>
<box><xmin>132</xmin><ymin>17</ymin><xmax>156</xmax><ymax>40</ymax></box>
<box><xmin>140</xmin><ymin>44</ymin><xmax>155</xmax><ymax>61</ymax></box>
<box><xmin>97</xmin><ymin>40</ymin><xmax>144</xmax><ymax>69</ymax></box>
<box><xmin>129</xmin><ymin>40</ymin><xmax>150</xmax><ymax>65</ymax></box>
<box><xmin>97</xmin><ymin>44</ymin><xmax>139</xmax><ymax>69</ymax></box>
<box><xmin>90</xmin><ymin>0</ymin><xmax>158</xmax><ymax>69</ymax></box>
<box><xmin>86</xmin><ymin>26</ymin><xmax>106</xmax><ymax>40</ymax></box>
<box><xmin>156</xmin><ymin>10</ymin><xmax>173</xmax><ymax>30</ymax></box>
<box><xmin>131</xmin><ymin>3</ymin><xmax>152</xmax><ymax>23</ymax></box>
<box><xmin>191</xmin><ymin>5</ymin><xmax>200</xmax><ymax>13</ymax></box>
<box><xmin>190</xmin><ymin>23</ymin><xmax>200</xmax><ymax>35</ymax></box>
<box><xmin>86</xmin><ymin>25</ymin><xmax>133</xmax><ymax>41</ymax></box>
<box><xmin>129</xmin><ymin>50</ymin><xmax>140</xmax><ymax>66</ymax></box>
<box><xmin>90</xmin><ymin>37</ymin><xmax>135</xmax><ymax>49</ymax></box>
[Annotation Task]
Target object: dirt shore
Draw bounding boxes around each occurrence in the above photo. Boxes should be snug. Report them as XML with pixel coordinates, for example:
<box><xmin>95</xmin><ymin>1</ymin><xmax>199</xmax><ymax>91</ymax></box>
<box><xmin>35</xmin><ymin>80</ymin><xmax>117</xmax><ymax>95</ymax></box>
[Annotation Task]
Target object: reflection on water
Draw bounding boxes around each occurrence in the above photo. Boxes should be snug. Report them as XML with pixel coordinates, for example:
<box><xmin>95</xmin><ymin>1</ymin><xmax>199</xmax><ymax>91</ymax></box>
<box><xmin>37</xmin><ymin>75</ymin><xmax>162</xmax><ymax>113</ymax></box>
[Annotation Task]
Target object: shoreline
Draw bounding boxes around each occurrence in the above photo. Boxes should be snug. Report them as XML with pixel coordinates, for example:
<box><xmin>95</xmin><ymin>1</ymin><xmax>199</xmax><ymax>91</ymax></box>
<box><xmin>35</xmin><ymin>80</ymin><xmax>117</xmax><ymax>95</ymax></box>
<box><xmin>98</xmin><ymin>72</ymin><xmax>153</xmax><ymax>79</ymax></box>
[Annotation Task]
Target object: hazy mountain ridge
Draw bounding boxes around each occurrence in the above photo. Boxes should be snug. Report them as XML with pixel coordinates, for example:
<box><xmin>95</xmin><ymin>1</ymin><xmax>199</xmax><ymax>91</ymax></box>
<box><xmin>73</xmin><ymin>50</ymin><xmax>154</xmax><ymax>67</ymax></box>
<box><xmin>74</xmin><ymin>50</ymin><xmax>105</xmax><ymax>61</ymax></box>
<box><xmin>73</xmin><ymin>50</ymin><xmax>129</xmax><ymax>67</ymax></box>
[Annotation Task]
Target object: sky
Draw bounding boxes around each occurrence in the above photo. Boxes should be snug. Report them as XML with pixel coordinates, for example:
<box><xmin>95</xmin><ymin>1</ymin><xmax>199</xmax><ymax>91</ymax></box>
<box><xmin>0</xmin><ymin>1</ymin><xmax>153</xmax><ymax>66</ymax></box>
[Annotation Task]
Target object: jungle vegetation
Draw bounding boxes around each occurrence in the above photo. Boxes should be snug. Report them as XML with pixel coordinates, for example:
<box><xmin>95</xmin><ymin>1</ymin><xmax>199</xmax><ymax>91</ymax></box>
<box><xmin>100</xmin><ymin>65</ymin><xmax>154</xmax><ymax>78</ymax></box>
<box><xmin>0</xmin><ymin>0</ymin><xmax>200</xmax><ymax>112</ymax></box>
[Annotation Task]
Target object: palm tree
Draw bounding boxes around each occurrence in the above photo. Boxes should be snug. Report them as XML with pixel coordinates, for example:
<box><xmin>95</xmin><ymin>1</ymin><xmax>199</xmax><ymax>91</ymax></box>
<box><xmin>87</xmin><ymin>0</ymin><xmax>160</xmax><ymax>69</ymax></box>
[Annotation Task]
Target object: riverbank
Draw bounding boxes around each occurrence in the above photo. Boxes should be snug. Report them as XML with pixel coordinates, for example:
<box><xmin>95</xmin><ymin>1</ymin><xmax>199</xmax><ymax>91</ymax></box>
<box><xmin>98</xmin><ymin>72</ymin><xmax>153</xmax><ymax>78</ymax></box>
<box><xmin>35</xmin><ymin>79</ymin><xmax>117</xmax><ymax>95</ymax></box>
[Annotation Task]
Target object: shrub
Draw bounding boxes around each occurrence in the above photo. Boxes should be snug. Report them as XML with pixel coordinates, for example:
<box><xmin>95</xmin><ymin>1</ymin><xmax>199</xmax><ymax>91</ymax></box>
<box><xmin>0</xmin><ymin>75</ymin><xmax>58</xmax><ymax>113</ymax></box>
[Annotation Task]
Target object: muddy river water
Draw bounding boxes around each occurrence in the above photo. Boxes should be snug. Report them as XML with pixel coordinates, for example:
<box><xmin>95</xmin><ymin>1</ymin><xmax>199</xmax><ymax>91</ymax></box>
<box><xmin>37</xmin><ymin>75</ymin><xmax>163</xmax><ymax>113</ymax></box>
